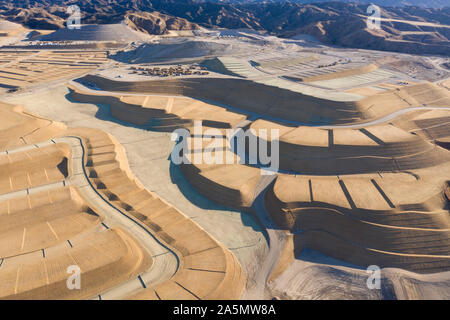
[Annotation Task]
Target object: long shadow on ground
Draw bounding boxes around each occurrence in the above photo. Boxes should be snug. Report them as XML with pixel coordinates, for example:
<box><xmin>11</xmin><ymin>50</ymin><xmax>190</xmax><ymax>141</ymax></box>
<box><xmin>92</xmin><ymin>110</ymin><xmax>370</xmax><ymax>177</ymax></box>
<box><xmin>169</xmin><ymin>159</ymin><xmax>269</xmax><ymax>239</ymax></box>
<box><xmin>66</xmin><ymin>90</ymin><xmax>268</xmax><ymax>240</ymax></box>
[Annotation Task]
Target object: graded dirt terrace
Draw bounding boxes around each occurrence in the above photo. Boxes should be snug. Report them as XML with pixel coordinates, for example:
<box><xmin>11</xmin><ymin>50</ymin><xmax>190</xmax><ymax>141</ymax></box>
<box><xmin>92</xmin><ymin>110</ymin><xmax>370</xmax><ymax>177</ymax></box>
<box><xmin>39</xmin><ymin>24</ymin><xmax>150</xmax><ymax>42</ymax></box>
<box><xmin>64</xmin><ymin>74</ymin><xmax>450</xmax><ymax>272</ymax></box>
<box><xmin>67</xmin><ymin>84</ymin><xmax>247</xmax><ymax>131</ymax></box>
<box><xmin>0</xmin><ymin>101</ymin><xmax>246</xmax><ymax>300</ymax></box>
<box><xmin>67</xmin><ymin>76</ymin><xmax>450</xmax><ymax>275</ymax></box>
<box><xmin>245</xmin><ymin>105</ymin><xmax>450</xmax><ymax>274</ymax></box>
<box><xmin>249</xmin><ymin>116</ymin><xmax>450</xmax><ymax>175</ymax></box>
<box><xmin>164</xmin><ymin>115</ymin><xmax>450</xmax><ymax>273</ymax></box>
<box><xmin>65</xmin><ymin>85</ymin><xmax>263</xmax><ymax>211</ymax></box>
<box><xmin>3</xmin><ymin>74</ymin><xmax>450</xmax><ymax>299</ymax></box>
<box><xmin>293</xmin><ymin>64</ymin><xmax>379</xmax><ymax>83</ymax></box>
<box><xmin>0</xmin><ymin>187</ymin><xmax>100</xmax><ymax>259</ymax></box>
<box><xmin>0</xmin><ymin>141</ymin><xmax>69</xmax><ymax>196</ymax></box>
<box><xmin>0</xmin><ymin>50</ymin><xmax>108</xmax><ymax>90</ymax></box>
<box><xmin>0</xmin><ymin>105</ymin><xmax>153</xmax><ymax>299</ymax></box>
<box><xmin>69</xmin><ymin>127</ymin><xmax>246</xmax><ymax>299</ymax></box>
<box><xmin>76</xmin><ymin>75</ymin><xmax>450</xmax><ymax>126</ymax></box>
<box><xmin>0</xmin><ymin>27</ymin><xmax>448</xmax><ymax>300</ymax></box>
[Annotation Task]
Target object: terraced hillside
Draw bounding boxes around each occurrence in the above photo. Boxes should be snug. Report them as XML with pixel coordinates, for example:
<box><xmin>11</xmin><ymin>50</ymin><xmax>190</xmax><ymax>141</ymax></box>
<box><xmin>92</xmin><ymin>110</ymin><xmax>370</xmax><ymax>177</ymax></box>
<box><xmin>77</xmin><ymin>75</ymin><xmax>450</xmax><ymax>125</ymax></box>
<box><xmin>162</xmin><ymin>111</ymin><xmax>450</xmax><ymax>274</ymax></box>
<box><xmin>0</xmin><ymin>101</ymin><xmax>246</xmax><ymax>300</ymax></box>
<box><xmin>77</xmin><ymin>76</ymin><xmax>450</xmax><ymax>273</ymax></box>
<box><xmin>68</xmin><ymin>127</ymin><xmax>246</xmax><ymax>299</ymax></box>
<box><xmin>0</xmin><ymin>17</ymin><xmax>448</xmax><ymax>298</ymax></box>
<box><xmin>168</xmin><ymin>106</ymin><xmax>450</xmax><ymax>274</ymax></box>
<box><xmin>67</xmin><ymin>85</ymin><xmax>247</xmax><ymax>132</ymax></box>
<box><xmin>250</xmin><ymin>119</ymin><xmax>450</xmax><ymax>175</ymax></box>
<box><xmin>175</xmin><ymin>104</ymin><xmax>450</xmax><ymax>274</ymax></box>
<box><xmin>0</xmin><ymin>50</ymin><xmax>108</xmax><ymax>91</ymax></box>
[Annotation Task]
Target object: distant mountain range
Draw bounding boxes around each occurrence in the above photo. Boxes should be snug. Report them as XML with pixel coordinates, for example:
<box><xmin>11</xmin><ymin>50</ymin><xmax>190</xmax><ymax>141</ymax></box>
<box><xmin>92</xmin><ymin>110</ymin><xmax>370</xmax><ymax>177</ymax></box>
<box><xmin>195</xmin><ymin>1</ymin><xmax>449</xmax><ymax>9</ymax></box>
<box><xmin>0</xmin><ymin>0</ymin><xmax>448</xmax><ymax>55</ymax></box>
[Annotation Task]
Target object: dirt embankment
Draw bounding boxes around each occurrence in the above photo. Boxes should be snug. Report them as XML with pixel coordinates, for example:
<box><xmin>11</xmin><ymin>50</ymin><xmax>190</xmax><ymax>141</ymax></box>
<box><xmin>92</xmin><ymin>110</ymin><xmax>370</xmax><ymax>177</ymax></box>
<box><xmin>77</xmin><ymin>75</ymin><xmax>450</xmax><ymax>126</ymax></box>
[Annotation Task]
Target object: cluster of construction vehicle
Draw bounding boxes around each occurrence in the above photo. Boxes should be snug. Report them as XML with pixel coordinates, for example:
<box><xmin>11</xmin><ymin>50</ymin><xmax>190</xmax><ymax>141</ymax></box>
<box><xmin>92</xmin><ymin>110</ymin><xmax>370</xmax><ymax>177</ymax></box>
<box><xmin>130</xmin><ymin>64</ymin><xmax>209</xmax><ymax>77</ymax></box>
